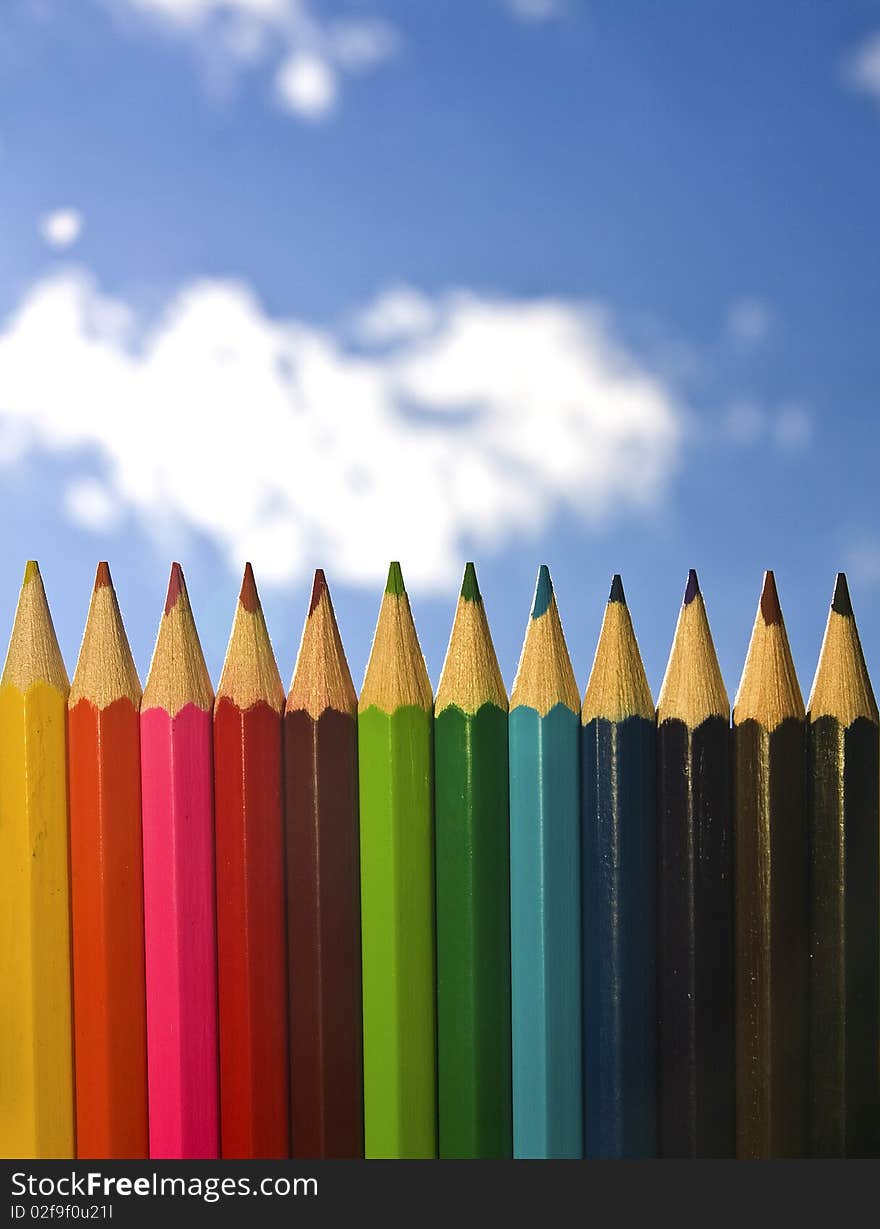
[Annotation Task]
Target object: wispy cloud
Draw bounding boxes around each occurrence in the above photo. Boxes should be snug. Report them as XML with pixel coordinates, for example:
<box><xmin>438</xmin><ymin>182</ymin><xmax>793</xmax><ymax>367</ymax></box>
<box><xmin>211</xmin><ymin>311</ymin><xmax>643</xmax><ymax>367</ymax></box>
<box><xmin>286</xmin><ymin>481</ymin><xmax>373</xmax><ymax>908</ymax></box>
<box><xmin>721</xmin><ymin>400</ymin><xmax>812</xmax><ymax>453</ymax></box>
<box><xmin>103</xmin><ymin>0</ymin><xmax>399</xmax><ymax>120</ymax></box>
<box><xmin>39</xmin><ymin>208</ymin><xmax>84</xmax><ymax>249</ymax></box>
<box><xmin>501</xmin><ymin>0</ymin><xmax>563</xmax><ymax>21</ymax></box>
<box><xmin>726</xmin><ymin>296</ymin><xmax>773</xmax><ymax>347</ymax></box>
<box><xmin>846</xmin><ymin>31</ymin><xmax>880</xmax><ymax>104</ymax></box>
<box><xmin>0</xmin><ymin>270</ymin><xmax>683</xmax><ymax>591</ymax></box>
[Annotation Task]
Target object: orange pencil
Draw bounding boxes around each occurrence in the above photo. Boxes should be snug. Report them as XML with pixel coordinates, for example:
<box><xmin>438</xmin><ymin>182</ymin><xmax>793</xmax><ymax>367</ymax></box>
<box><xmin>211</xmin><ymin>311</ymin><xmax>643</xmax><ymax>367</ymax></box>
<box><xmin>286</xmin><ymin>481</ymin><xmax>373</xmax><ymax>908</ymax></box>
<box><xmin>68</xmin><ymin>563</ymin><xmax>148</xmax><ymax>1158</ymax></box>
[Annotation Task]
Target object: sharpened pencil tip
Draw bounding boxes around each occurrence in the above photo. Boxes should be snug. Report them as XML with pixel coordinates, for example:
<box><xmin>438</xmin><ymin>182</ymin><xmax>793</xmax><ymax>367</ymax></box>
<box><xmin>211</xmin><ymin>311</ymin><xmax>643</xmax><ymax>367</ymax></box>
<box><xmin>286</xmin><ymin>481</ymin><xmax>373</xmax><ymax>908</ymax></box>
<box><xmin>238</xmin><ymin>562</ymin><xmax>258</xmax><ymax>613</ymax></box>
<box><xmin>608</xmin><ymin>573</ymin><xmax>626</xmax><ymax>604</ymax></box>
<box><xmin>309</xmin><ymin>568</ymin><xmax>328</xmax><ymax>615</ymax></box>
<box><xmin>531</xmin><ymin>565</ymin><xmax>553</xmax><ymax>619</ymax></box>
<box><xmin>683</xmin><ymin>568</ymin><xmax>700</xmax><ymax>605</ymax></box>
<box><xmin>94</xmin><ymin>561</ymin><xmax>112</xmax><ymax>591</ymax></box>
<box><xmin>760</xmin><ymin>570</ymin><xmax>782</xmax><ymax>625</ymax></box>
<box><xmin>385</xmin><ymin>561</ymin><xmax>405</xmax><ymax>597</ymax></box>
<box><xmin>832</xmin><ymin>572</ymin><xmax>853</xmax><ymax>617</ymax></box>
<box><xmin>460</xmin><ymin>562</ymin><xmax>481</xmax><ymax>602</ymax></box>
<box><xmin>23</xmin><ymin>560</ymin><xmax>40</xmax><ymax>585</ymax></box>
<box><xmin>164</xmin><ymin>562</ymin><xmax>185</xmax><ymax>615</ymax></box>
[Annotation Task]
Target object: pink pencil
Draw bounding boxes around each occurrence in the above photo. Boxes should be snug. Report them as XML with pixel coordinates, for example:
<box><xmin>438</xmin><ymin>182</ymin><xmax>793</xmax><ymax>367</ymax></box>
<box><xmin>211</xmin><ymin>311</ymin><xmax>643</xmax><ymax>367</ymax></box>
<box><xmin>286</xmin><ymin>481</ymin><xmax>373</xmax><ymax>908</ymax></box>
<box><xmin>141</xmin><ymin>563</ymin><xmax>218</xmax><ymax>1159</ymax></box>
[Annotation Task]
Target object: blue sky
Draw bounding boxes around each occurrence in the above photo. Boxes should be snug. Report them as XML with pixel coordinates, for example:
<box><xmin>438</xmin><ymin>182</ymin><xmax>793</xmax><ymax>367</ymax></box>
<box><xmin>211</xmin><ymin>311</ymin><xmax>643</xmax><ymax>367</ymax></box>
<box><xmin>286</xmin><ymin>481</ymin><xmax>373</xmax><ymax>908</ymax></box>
<box><xmin>2</xmin><ymin>0</ymin><xmax>880</xmax><ymax>702</ymax></box>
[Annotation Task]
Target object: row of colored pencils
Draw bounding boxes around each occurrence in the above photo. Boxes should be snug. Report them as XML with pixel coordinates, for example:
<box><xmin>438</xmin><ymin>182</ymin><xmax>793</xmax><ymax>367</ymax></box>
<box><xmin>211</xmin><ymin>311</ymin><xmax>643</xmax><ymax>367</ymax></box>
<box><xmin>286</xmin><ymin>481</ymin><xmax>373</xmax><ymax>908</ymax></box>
<box><xmin>0</xmin><ymin>560</ymin><xmax>877</xmax><ymax>1159</ymax></box>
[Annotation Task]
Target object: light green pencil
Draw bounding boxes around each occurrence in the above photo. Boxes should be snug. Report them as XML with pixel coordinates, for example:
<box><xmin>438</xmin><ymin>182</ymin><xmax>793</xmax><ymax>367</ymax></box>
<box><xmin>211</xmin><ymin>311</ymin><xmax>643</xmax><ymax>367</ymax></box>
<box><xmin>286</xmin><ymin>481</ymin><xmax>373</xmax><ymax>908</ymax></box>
<box><xmin>358</xmin><ymin>562</ymin><xmax>436</xmax><ymax>1158</ymax></box>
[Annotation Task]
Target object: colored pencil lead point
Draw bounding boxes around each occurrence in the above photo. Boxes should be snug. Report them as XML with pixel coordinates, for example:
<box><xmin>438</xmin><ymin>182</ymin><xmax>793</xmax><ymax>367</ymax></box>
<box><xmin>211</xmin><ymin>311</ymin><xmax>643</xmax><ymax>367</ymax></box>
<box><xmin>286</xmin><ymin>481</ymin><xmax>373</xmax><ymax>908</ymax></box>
<box><xmin>238</xmin><ymin>562</ymin><xmax>259</xmax><ymax>613</ymax></box>
<box><xmin>531</xmin><ymin>565</ymin><xmax>553</xmax><ymax>619</ymax></box>
<box><xmin>94</xmin><ymin>561</ymin><xmax>112</xmax><ymax>591</ymax></box>
<box><xmin>831</xmin><ymin>572</ymin><xmax>853</xmax><ymax>618</ymax></box>
<box><xmin>164</xmin><ymin>562</ymin><xmax>185</xmax><ymax>614</ymax></box>
<box><xmin>460</xmin><ymin>562</ymin><xmax>481</xmax><ymax>603</ymax></box>
<box><xmin>309</xmin><ymin>568</ymin><xmax>328</xmax><ymax>615</ymax></box>
<box><xmin>23</xmin><ymin>560</ymin><xmax>40</xmax><ymax>585</ymax></box>
<box><xmin>683</xmin><ymin>568</ymin><xmax>700</xmax><ymax>606</ymax></box>
<box><xmin>385</xmin><ymin>561</ymin><xmax>405</xmax><ymax>597</ymax></box>
<box><xmin>608</xmin><ymin>573</ymin><xmax>626</xmax><ymax>604</ymax></box>
<box><xmin>759</xmin><ymin>570</ymin><xmax>781</xmax><ymax>625</ymax></box>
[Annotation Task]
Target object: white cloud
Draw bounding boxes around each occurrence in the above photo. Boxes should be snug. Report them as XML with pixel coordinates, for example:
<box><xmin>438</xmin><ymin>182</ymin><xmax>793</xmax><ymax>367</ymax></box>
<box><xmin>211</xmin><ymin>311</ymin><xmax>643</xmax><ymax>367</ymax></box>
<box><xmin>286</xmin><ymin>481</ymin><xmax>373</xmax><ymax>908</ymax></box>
<box><xmin>847</xmin><ymin>32</ymin><xmax>880</xmax><ymax>103</ymax></box>
<box><xmin>275</xmin><ymin>51</ymin><xmax>336</xmax><ymax>117</ymax></box>
<box><xmin>39</xmin><ymin>209</ymin><xmax>84</xmax><ymax>249</ymax></box>
<box><xmin>726</xmin><ymin>297</ymin><xmax>773</xmax><ymax>346</ymax></box>
<box><xmin>64</xmin><ymin>477</ymin><xmax>121</xmax><ymax>533</ymax></box>
<box><xmin>0</xmin><ymin>271</ymin><xmax>683</xmax><ymax>592</ymax></box>
<box><xmin>103</xmin><ymin>0</ymin><xmax>398</xmax><ymax>120</ymax></box>
<box><xmin>501</xmin><ymin>0</ymin><xmax>562</xmax><ymax>20</ymax></box>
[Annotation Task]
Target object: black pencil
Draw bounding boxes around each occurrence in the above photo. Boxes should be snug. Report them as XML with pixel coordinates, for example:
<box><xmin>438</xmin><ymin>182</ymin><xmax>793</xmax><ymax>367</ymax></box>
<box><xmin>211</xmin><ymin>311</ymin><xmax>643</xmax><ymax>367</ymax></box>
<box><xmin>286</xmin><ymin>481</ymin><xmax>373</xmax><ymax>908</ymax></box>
<box><xmin>732</xmin><ymin>570</ymin><xmax>808</xmax><ymax>1158</ymax></box>
<box><xmin>656</xmin><ymin>569</ymin><xmax>734</xmax><ymax>1157</ymax></box>
<box><xmin>806</xmin><ymin>573</ymin><xmax>880</xmax><ymax>1157</ymax></box>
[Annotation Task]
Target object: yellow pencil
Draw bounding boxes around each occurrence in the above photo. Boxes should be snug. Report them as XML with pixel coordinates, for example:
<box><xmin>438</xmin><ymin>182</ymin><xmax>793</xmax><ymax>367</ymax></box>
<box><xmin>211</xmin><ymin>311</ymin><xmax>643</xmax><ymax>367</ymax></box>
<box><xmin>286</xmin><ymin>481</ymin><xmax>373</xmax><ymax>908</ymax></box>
<box><xmin>0</xmin><ymin>562</ymin><xmax>74</xmax><ymax>1158</ymax></box>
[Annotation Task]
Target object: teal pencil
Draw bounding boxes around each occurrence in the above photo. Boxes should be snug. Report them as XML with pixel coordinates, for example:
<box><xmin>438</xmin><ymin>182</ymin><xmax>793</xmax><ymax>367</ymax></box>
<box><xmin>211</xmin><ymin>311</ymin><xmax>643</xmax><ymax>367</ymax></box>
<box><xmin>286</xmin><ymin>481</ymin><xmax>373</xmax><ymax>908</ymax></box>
<box><xmin>509</xmin><ymin>566</ymin><xmax>583</xmax><ymax>1158</ymax></box>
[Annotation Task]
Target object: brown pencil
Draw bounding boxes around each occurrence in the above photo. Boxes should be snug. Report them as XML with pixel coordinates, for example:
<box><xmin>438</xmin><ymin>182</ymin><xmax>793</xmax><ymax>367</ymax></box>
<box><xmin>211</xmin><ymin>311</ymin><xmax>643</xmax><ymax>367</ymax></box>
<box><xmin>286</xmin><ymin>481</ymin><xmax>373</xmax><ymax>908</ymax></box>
<box><xmin>732</xmin><ymin>570</ymin><xmax>807</xmax><ymax>1158</ymax></box>
<box><xmin>285</xmin><ymin>570</ymin><xmax>363</xmax><ymax>1157</ymax></box>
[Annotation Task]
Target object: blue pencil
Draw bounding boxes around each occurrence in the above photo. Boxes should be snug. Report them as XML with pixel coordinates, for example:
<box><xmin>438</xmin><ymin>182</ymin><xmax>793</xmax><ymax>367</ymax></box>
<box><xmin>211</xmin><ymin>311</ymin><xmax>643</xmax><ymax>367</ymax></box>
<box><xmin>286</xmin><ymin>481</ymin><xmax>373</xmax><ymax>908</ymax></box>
<box><xmin>509</xmin><ymin>566</ymin><xmax>582</xmax><ymax>1159</ymax></box>
<box><xmin>581</xmin><ymin>574</ymin><xmax>656</xmax><ymax>1158</ymax></box>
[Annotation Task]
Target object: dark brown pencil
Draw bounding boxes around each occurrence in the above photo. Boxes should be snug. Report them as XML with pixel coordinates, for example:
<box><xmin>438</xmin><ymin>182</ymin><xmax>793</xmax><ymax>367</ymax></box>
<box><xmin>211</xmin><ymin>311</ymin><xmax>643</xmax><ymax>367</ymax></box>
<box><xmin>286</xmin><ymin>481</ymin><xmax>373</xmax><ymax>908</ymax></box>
<box><xmin>806</xmin><ymin>574</ymin><xmax>880</xmax><ymax>1157</ymax></box>
<box><xmin>284</xmin><ymin>570</ymin><xmax>362</xmax><ymax>1158</ymax></box>
<box><xmin>656</xmin><ymin>570</ymin><xmax>733</xmax><ymax>1157</ymax></box>
<box><xmin>732</xmin><ymin>570</ymin><xmax>808</xmax><ymax>1158</ymax></box>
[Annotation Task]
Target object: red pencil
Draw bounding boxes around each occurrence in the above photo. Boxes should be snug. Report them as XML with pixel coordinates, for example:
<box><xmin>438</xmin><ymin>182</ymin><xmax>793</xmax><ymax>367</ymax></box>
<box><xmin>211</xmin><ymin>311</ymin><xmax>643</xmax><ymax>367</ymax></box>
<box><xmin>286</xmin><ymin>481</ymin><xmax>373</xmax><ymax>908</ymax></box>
<box><xmin>285</xmin><ymin>569</ymin><xmax>363</xmax><ymax>1157</ymax></box>
<box><xmin>214</xmin><ymin>564</ymin><xmax>289</xmax><ymax>1158</ymax></box>
<box><xmin>68</xmin><ymin>563</ymin><xmax>148</xmax><ymax>1158</ymax></box>
<box><xmin>141</xmin><ymin>563</ymin><xmax>217</xmax><ymax>1159</ymax></box>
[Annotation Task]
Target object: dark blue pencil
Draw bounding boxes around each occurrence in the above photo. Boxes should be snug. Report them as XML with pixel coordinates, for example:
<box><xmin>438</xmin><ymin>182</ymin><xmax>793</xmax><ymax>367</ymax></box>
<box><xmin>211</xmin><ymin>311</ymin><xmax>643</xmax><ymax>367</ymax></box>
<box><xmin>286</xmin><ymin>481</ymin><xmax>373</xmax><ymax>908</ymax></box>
<box><xmin>581</xmin><ymin>574</ymin><xmax>656</xmax><ymax>1158</ymax></box>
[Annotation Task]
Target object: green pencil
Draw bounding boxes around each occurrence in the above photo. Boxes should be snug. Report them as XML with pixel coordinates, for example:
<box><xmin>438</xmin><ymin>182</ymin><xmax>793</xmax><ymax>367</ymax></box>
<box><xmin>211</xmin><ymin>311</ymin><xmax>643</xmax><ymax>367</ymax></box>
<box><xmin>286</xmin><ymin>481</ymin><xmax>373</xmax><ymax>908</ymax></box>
<box><xmin>434</xmin><ymin>562</ymin><xmax>511</xmax><ymax>1158</ymax></box>
<box><xmin>358</xmin><ymin>562</ymin><xmax>436</xmax><ymax>1158</ymax></box>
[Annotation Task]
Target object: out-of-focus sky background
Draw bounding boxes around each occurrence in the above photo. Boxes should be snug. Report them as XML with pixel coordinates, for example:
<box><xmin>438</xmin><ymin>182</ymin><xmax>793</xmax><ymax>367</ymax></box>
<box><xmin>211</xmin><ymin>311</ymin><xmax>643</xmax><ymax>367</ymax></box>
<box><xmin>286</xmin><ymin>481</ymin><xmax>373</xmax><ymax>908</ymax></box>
<box><xmin>2</xmin><ymin>0</ymin><xmax>880</xmax><ymax>699</ymax></box>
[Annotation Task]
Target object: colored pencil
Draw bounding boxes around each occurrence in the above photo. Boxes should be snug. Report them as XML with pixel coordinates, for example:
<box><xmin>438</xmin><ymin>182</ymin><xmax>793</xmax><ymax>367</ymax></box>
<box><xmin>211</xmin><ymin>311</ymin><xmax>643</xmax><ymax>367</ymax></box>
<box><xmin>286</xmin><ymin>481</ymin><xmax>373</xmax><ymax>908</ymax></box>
<box><xmin>214</xmin><ymin>564</ymin><xmax>288</xmax><ymax>1159</ymax></box>
<box><xmin>806</xmin><ymin>573</ymin><xmax>880</xmax><ymax>1156</ymax></box>
<box><xmin>435</xmin><ymin>562</ymin><xmax>511</xmax><ymax>1158</ymax></box>
<box><xmin>581</xmin><ymin>574</ymin><xmax>656</xmax><ymax>1158</ymax></box>
<box><xmin>285</xmin><ymin>569</ymin><xmax>363</xmax><ymax>1158</ymax></box>
<box><xmin>509</xmin><ymin>565</ymin><xmax>582</xmax><ymax>1159</ymax></box>
<box><xmin>656</xmin><ymin>569</ymin><xmax>733</xmax><ymax>1157</ymax></box>
<box><xmin>358</xmin><ymin>562</ymin><xmax>436</xmax><ymax>1158</ymax></box>
<box><xmin>141</xmin><ymin>563</ymin><xmax>218</xmax><ymax>1159</ymax></box>
<box><xmin>733</xmin><ymin>570</ymin><xmax>807</xmax><ymax>1158</ymax></box>
<box><xmin>68</xmin><ymin>562</ymin><xmax>147</xmax><ymax>1159</ymax></box>
<box><xmin>0</xmin><ymin>562</ymin><xmax>73</xmax><ymax>1158</ymax></box>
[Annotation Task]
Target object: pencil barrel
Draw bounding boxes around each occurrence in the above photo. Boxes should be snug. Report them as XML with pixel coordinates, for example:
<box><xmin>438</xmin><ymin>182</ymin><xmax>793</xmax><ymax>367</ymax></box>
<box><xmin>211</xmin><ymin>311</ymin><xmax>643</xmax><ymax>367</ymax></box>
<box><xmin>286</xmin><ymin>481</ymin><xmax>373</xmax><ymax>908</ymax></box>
<box><xmin>656</xmin><ymin>715</ymin><xmax>734</xmax><ymax>1157</ymax></box>
<box><xmin>68</xmin><ymin>695</ymin><xmax>147</xmax><ymax>1159</ymax></box>
<box><xmin>285</xmin><ymin>707</ymin><xmax>363</xmax><ymax>1158</ymax></box>
<box><xmin>733</xmin><ymin>717</ymin><xmax>808</xmax><ymax>1158</ymax></box>
<box><xmin>358</xmin><ymin>705</ymin><xmax>436</xmax><ymax>1158</ymax></box>
<box><xmin>509</xmin><ymin>703</ymin><xmax>582</xmax><ymax>1159</ymax></box>
<box><xmin>214</xmin><ymin>698</ymin><xmax>288</xmax><ymax>1159</ymax></box>
<box><xmin>808</xmin><ymin>715</ymin><xmax>880</xmax><ymax>1156</ymax></box>
<box><xmin>435</xmin><ymin>702</ymin><xmax>511</xmax><ymax>1158</ymax></box>
<box><xmin>581</xmin><ymin>714</ymin><xmax>656</xmax><ymax>1158</ymax></box>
